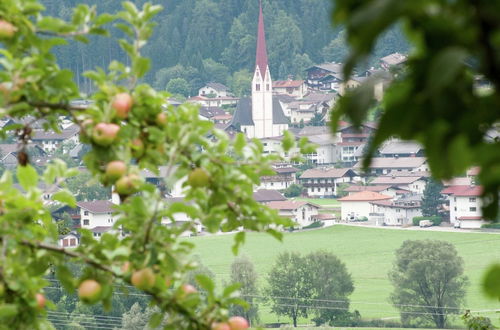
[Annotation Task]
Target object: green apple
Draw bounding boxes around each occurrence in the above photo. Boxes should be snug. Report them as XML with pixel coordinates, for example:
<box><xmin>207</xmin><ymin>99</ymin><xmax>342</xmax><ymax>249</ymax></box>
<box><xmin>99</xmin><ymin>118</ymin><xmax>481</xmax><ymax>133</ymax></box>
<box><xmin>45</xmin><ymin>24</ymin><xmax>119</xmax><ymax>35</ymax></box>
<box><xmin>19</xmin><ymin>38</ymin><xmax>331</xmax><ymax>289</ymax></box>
<box><xmin>105</xmin><ymin>160</ymin><xmax>127</xmax><ymax>182</ymax></box>
<box><xmin>115</xmin><ymin>174</ymin><xmax>141</xmax><ymax>195</ymax></box>
<box><xmin>187</xmin><ymin>168</ymin><xmax>210</xmax><ymax>188</ymax></box>
<box><xmin>0</xmin><ymin>20</ymin><xmax>16</xmax><ymax>39</ymax></box>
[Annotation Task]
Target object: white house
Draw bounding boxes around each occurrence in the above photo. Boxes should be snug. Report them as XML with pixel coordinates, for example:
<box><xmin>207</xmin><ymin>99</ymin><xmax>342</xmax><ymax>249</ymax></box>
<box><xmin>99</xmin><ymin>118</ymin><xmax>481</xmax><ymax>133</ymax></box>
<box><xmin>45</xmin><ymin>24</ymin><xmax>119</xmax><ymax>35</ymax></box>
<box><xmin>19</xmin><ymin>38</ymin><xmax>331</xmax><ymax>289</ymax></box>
<box><xmin>259</xmin><ymin>164</ymin><xmax>298</xmax><ymax>190</ymax></box>
<box><xmin>441</xmin><ymin>185</ymin><xmax>485</xmax><ymax>228</ymax></box>
<box><xmin>267</xmin><ymin>200</ymin><xmax>320</xmax><ymax>228</ymax></box>
<box><xmin>78</xmin><ymin>200</ymin><xmax>115</xmax><ymax>229</ymax></box>
<box><xmin>198</xmin><ymin>82</ymin><xmax>231</xmax><ymax>98</ymax></box>
<box><xmin>300</xmin><ymin>168</ymin><xmax>358</xmax><ymax>197</ymax></box>
<box><xmin>338</xmin><ymin>191</ymin><xmax>392</xmax><ymax>221</ymax></box>
<box><xmin>344</xmin><ymin>184</ymin><xmax>402</xmax><ymax>197</ymax></box>
<box><xmin>58</xmin><ymin>232</ymin><xmax>80</xmax><ymax>248</ymax></box>
<box><xmin>370</xmin><ymin>195</ymin><xmax>422</xmax><ymax>226</ymax></box>
<box><xmin>305</xmin><ymin>134</ymin><xmax>340</xmax><ymax>165</ymax></box>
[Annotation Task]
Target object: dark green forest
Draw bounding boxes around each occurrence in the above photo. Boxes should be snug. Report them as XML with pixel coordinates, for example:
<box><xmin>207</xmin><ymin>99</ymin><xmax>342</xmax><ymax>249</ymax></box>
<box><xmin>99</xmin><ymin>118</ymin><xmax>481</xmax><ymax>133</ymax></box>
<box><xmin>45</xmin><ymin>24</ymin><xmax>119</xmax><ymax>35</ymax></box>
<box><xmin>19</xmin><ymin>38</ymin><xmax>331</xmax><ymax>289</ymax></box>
<box><xmin>41</xmin><ymin>0</ymin><xmax>408</xmax><ymax>96</ymax></box>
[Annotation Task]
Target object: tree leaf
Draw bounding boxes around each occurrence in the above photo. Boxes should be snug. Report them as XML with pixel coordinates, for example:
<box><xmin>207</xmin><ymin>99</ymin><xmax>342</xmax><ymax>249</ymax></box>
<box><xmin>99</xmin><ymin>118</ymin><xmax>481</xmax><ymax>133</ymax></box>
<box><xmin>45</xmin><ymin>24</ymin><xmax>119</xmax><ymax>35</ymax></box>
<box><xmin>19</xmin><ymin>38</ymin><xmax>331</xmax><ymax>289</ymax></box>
<box><xmin>17</xmin><ymin>165</ymin><xmax>38</xmax><ymax>191</ymax></box>
<box><xmin>52</xmin><ymin>190</ymin><xmax>76</xmax><ymax>208</ymax></box>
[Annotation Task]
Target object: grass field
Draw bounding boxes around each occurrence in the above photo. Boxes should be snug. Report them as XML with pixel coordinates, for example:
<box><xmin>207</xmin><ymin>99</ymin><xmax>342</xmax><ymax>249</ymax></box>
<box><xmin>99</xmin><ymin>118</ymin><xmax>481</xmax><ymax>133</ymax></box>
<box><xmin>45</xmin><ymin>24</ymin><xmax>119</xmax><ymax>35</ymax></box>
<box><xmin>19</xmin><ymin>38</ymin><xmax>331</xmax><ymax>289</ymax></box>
<box><xmin>189</xmin><ymin>225</ymin><xmax>500</xmax><ymax>327</ymax></box>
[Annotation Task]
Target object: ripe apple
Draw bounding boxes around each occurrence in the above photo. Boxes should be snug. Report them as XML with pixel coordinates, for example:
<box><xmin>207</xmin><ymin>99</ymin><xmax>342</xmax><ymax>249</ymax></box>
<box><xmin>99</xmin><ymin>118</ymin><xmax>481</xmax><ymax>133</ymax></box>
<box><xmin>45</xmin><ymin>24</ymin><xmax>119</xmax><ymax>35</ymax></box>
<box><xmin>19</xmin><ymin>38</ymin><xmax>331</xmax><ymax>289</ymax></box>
<box><xmin>180</xmin><ymin>284</ymin><xmax>197</xmax><ymax>296</ymax></box>
<box><xmin>78</xmin><ymin>279</ymin><xmax>102</xmax><ymax>304</ymax></box>
<box><xmin>35</xmin><ymin>293</ymin><xmax>46</xmax><ymax>309</ymax></box>
<box><xmin>105</xmin><ymin>160</ymin><xmax>127</xmax><ymax>182</ymax></box>
<box><xmin>155</xmin><ymin>112</ymin><xmax>168</xmax><ymax>127</ymax></box>
<box><xmin>92</xmin><ymin>123</ymin><xmax>120</xmax><ymax>146</ymax></box>
<box><xmin>131</xmin><ymin>268</ymin><xmax>156</xmax><ymax>291</ymax></box>
<box><xmin>187</xmin><ymin>168</ymin><xmax>210</xmax><ymax>188</ymax></box>
<box><xmin>131</xmin><ymin>138</ymin><xmax>145</xmax><ymax>158</ymax></box>
<box><xmin>211</xmin><ymin>322</ymin><xmax>231</xmax><ymax>330</ymax></box>
<box><xmin>228</xmin><ymin>316</ymin><xmax>249</xmax><ymax>330</ymax></box>
<box><xmin>0</xmin><ymin>20</ymin><xmax>16</xmax><ymax>39</ymax></box>
<box><xmin>115</xmin><ymin>173</ymin><xmax>141</xmax><ymax>195</ymax></box>
<box><xmin>112</xmin><ymin>92</ymin><xmax>133</xmax><ymax>119</ymax></box>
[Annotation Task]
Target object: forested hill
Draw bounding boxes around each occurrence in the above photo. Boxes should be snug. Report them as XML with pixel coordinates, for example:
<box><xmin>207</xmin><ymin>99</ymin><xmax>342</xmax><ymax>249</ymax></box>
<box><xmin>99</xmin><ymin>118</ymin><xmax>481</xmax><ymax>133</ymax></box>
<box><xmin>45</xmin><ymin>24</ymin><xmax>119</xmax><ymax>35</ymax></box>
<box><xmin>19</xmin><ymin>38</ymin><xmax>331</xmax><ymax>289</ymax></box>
<box><xmin>41</xmin><ymin>0</ymin><xmax>408</xmax><ymax>96</ymax></box>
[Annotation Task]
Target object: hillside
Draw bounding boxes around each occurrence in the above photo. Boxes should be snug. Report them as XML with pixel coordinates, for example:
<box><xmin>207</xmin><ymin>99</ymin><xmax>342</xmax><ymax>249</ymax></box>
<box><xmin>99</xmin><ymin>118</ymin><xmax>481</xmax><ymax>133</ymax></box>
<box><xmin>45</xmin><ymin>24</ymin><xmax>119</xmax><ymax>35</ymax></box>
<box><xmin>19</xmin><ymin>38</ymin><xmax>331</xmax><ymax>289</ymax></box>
<box><xmin>41</xmin><ymin>0</ymin><xmax>409</xmax><ymax>95</ymax></box>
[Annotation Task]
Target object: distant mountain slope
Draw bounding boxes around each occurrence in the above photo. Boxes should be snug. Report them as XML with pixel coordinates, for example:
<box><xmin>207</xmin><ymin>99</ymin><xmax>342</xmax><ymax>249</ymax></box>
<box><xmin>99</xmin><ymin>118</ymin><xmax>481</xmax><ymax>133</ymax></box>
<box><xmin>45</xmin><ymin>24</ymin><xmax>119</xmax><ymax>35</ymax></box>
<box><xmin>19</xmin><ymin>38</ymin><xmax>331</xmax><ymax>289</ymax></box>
<box><xmin>41</xmin><ymin>0</ymin><xmax>409</xmax><ymax>94</ymax></box>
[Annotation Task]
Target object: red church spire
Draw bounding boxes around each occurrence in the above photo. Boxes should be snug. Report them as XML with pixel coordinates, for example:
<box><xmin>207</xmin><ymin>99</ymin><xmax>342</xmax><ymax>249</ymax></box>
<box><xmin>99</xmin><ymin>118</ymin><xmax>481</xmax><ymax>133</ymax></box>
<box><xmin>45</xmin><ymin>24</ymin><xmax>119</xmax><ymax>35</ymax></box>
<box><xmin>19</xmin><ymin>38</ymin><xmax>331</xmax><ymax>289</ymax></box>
<box><xmin>255</xmin><ymin>0</ymin><xmax>268</xmax><ymax>77</ymax></box>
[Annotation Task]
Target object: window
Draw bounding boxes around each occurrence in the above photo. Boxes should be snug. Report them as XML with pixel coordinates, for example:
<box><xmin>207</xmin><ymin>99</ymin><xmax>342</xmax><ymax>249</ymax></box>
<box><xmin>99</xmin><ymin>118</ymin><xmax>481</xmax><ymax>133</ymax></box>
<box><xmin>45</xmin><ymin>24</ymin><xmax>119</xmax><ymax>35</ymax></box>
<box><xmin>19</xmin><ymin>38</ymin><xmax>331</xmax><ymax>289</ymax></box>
<box><xmin>70</xmin><ymin>238</ymin><xmax>76</xmax><ymax>246</ymax></box>
<box><xmin>83</xmin><ymin>219</ymin><xmax>89</xmax><ymax>226</ymax></box>
<box><xmin>469</xmin><ymin>197</ymin><xmax>476</xmax><ymax>202</ymax></box>
<box><xmin>470</xmin><ymin>207</ymin><xmax>477</xmax><ymax>212</ymax></box>
<box><xmin>63</xmin><ymin>239</ymin><xmax>68</xmax><ymax>247</ymax></box>
<box><xmin>256</xmin><ymin>84</ymin><xmax>260</xmax><ymax>91</ymax></box>
<box><xmin>266</xmin><ymin>84</ymin><xmax>270</xmax><ymax>91</ymax></box>
<box><xmin>84</xmin><ymin>211</ymin><xmax>89</xmax><ymax>216</ymax></box>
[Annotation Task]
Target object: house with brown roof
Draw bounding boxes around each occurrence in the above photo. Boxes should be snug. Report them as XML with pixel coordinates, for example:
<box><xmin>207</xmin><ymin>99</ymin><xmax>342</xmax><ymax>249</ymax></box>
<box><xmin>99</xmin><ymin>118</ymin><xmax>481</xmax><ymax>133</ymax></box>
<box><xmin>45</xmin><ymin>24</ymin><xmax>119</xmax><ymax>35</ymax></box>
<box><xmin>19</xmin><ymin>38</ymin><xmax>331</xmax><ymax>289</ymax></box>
<box><xmin>441</xmin><ymin>185</ymin><xmax>485</xmax><ymax>228</ymax></box>
<box><xmin>299</xmin><ymin>168</ymin><xmax>358</xmax><ymax>197</ymax></box>
<box><xmin>344</xmin><ymin>184</ymin><xmax>405</xmax><ymax>198</ymax></box>
<box><xmin>273</xmin><ymin>79</ymin><xmax>307</xmax><ymax>98</ymax></box>
<box><xmin>338</xmin><ymin>191</ymin><xmax>392</xmax><ymax>221</ymax></box>
<box><xmin>267</xmin><ymin>200</ymin><xmax>320</xmax><ymax>228</ymax></box>
<box><xmin>259</xmin><ymin>164</ymin><xmax>299</xmax><ymax>190</ymax></box>
<box><xmin>253</xmin><ymin>189</ymin><xmax>287</xmax><ymax>203</ymax></box>
<box><xmin>355</xmin><ymin>157</ymin><xmax>429</xmax><ymax>175</ymax></box>
<box><xmin>371</xmin><ymin>175</ymin><xmax>428</xmax><ymax>194</ymax></box>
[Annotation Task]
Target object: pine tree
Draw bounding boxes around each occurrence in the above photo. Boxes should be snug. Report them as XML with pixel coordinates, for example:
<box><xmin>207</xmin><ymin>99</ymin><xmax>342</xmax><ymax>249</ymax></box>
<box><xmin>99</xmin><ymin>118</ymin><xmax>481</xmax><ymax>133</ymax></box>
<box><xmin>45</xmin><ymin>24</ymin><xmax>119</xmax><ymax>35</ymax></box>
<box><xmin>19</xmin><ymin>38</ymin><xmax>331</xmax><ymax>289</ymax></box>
<box><xmin>421</xmin><ymin>179</ymin><xmax>445</xmax><ymax>217</ymax></box>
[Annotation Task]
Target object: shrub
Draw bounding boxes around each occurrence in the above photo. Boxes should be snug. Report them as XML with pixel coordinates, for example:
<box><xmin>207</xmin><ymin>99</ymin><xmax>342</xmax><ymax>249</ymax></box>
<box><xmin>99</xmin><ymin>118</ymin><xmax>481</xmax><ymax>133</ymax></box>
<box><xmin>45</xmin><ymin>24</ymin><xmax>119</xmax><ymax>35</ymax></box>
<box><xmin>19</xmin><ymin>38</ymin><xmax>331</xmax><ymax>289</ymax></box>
<box><xmin>481</xmin><ymin>223</ymin><xmax>500</xmax><ymax>229</ymax></box>
<box><xmin>302</xmin><ymin>221</ymin><xmax>324</xmax><ymax>229</ymax></box>
<box><xmin>412</xmin><ymin>216</ymin><xmax>442</xmax><ymax>226</ymax></box>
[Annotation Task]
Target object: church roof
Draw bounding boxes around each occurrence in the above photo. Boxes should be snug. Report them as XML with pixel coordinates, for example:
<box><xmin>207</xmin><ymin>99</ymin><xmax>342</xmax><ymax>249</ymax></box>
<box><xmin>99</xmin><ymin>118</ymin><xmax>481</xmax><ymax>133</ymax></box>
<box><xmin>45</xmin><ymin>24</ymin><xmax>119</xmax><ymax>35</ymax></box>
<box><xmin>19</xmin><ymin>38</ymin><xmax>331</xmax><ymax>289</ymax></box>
<box><xmin>255</xmin><ymin>0</ymin><xmax>268</xmax><ymax>76</ymax></box>
<box><xmin>230</xmin><ymin>96</ymin><xmax>290</xmax><ymax>127</ymax></box>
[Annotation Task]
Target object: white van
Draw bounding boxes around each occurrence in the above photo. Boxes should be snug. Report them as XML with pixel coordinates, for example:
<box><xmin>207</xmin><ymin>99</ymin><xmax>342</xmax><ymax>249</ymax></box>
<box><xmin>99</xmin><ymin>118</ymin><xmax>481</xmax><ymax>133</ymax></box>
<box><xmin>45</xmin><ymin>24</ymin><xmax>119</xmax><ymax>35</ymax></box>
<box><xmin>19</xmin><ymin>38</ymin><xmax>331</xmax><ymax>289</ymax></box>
<box><xmin>419</xmin><ymin>220</ymin><xmax>433</xmax><ymax>228</ymax></box>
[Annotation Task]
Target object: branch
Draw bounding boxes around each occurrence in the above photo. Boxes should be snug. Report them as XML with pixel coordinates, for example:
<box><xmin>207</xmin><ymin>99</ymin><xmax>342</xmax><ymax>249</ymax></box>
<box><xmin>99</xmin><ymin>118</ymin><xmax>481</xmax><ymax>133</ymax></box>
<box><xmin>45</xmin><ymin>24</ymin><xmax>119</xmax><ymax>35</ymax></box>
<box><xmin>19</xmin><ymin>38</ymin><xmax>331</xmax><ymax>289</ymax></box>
<box><xmin>21</xmin><ymin>240</ymin><xmax>117</xmax><ymax>275</ymax></box>
<box><xmin>36</xmin><ymin>29</ymin><xmax>90</xmax><ymax>38</ymax></box>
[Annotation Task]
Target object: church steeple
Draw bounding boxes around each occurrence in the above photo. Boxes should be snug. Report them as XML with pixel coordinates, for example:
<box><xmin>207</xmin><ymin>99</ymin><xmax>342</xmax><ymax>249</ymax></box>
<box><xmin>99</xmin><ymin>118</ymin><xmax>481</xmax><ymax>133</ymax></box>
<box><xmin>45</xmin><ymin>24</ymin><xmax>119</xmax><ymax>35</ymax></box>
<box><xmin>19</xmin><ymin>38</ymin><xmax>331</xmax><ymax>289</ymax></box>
<box><xmin>255</xmin><ymin>0</ymin><xmax>268</xmax><ymax>77</ymax></box>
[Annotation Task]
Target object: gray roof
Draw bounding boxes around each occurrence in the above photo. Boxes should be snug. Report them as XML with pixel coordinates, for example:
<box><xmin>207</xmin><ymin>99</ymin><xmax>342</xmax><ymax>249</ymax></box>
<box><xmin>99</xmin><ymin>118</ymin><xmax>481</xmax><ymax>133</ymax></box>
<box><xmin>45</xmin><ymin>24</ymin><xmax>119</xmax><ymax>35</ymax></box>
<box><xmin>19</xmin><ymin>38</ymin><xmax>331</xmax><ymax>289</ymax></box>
<box><xmin>379</xmin><ymin>141</ymin><xmax>423</xmax><ymax>155</ymax></box>
<box><xmin>31</xmin><ymin>124</ymin><xmax>79</xmax><ymax>141</ymax></box>
<box><xmin>253</xmin><ymin>189</ymin><xmax>287</xmax><ymax>203</ymax></box>
<box><xmin>380</xmin><ymin>53</ymin><xmax>407</xmax><ymax>66</ymax></box>
<box><xmin>231</xmin><ymin>96</ymin><xmax>290</xmax><ymax>127</ymax></box>
<box><xmin>308</xmin><ymin>62</ymin><xmax>343</xmax><ymax>74</ymax></box>
<box><xmin>205</xmin><ymin>82</ymin><xmax>228</xmax><ymax>91</ymax></box>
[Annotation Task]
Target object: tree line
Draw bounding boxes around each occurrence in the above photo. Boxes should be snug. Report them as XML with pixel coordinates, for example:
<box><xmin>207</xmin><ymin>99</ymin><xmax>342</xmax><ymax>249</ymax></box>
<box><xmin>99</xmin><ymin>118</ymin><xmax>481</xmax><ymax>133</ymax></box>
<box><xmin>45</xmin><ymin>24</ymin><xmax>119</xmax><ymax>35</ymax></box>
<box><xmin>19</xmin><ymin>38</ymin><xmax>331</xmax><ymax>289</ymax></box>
<box><xmin>41</xmin><ymin>0</ymin><xmax>409</xmax><ymax>96</ymax></box>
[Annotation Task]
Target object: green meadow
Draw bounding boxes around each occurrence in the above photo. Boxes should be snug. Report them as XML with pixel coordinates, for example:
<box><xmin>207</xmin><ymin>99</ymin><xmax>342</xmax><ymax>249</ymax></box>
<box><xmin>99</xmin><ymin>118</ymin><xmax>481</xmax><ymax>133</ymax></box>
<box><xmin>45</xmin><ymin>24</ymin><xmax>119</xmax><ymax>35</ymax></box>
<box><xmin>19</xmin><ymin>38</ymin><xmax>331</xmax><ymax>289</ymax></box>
<box><xmin>189</xmin><ymin>225</ymin><xmax>500</xmax><ymax>327</ymax></box>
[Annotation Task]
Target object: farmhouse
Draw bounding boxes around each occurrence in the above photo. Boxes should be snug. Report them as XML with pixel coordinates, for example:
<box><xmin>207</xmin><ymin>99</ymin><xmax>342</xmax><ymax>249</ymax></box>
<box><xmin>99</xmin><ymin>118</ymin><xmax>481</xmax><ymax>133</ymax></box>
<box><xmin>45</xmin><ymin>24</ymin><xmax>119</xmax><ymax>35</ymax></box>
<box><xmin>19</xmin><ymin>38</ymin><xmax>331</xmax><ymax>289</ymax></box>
<box><xmin>378</xmin><ymin>140</ymin><xmax>424</xmax><ymax>158</ymax></box>
<box><xmin>300</xmin><ymin>168</ymin><xmax>357</xmax><ymax>197</ymax></box>
<box><xmin>370</xmin><ymin>175</ymin><xmax>427</xmax><ymax>194</ymax></box>
<box><xmin>273</xmin><ymin>79</ymin><xmax>307</xmax><ymax>98</ymax></box>
<box><xmin>267</xmin><ymin>200</ymin><xmax>320</xmax><ymax>228</ymax></box>
<box><xmin>78</xmin><ymin>200</ymin><xmax>115</xmax><ymax>229</ymax></box>
<box><xmin>356</xmin><ymin>157</ymin><xmax>429</xmax><ymax>175</ymax></box>
<box><xmin>31</xmin><ymin>124</ymin><xmax>80</xmax><ymax>153</ymax></box>
<box><xmin>259</xmin><ymin>164</ymin><xmax>298</xmax><ymax>190</ymax></box>
<box><xmin>370</xmin><ymin>194</ymin><xmax>422</xmax><ymax>226</ymax></box>
<box><xmin>198</xmin><ymin>82</ymin><xmax>231</xmax><ymax>98</ymax></box>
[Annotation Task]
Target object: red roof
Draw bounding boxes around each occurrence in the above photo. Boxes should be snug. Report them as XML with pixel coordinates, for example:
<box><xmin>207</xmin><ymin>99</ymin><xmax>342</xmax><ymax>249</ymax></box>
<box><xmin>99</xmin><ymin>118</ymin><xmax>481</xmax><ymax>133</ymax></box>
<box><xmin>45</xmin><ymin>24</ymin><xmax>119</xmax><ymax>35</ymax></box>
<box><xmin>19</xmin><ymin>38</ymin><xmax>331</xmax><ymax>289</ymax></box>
<box><xmin>441</xmin><ymin>185</ymin><xmax>483</xmax><ymax>197</ymax></box>
<box><xmin>338</xmin><ymin>191</ymin><xmax>392</xmax><ymax>202</ymax></box>
<box><xmin>255</xmin><ymin>0</ymin><xmax>268</xmax><ymax>77</ymax></box>
<box><xmin>458</xmin><ymin>216</ymin><xmax>483</xmax><ymax>220</ymax></box>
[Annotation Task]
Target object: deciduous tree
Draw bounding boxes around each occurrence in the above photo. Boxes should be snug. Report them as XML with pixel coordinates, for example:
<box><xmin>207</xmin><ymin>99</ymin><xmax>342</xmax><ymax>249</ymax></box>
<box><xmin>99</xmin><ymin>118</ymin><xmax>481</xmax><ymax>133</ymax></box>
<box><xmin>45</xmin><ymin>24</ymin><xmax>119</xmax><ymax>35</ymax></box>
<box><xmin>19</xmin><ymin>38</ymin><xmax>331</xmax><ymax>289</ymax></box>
<box><xmin>389</xmin><ymin>240</ymin><xmax>468</xmax><ymax>328</ymax></box>
<box><xmin>229</xmin><ymin>255</ymin><xmax>259</xmax><ymax>326</ymax></box>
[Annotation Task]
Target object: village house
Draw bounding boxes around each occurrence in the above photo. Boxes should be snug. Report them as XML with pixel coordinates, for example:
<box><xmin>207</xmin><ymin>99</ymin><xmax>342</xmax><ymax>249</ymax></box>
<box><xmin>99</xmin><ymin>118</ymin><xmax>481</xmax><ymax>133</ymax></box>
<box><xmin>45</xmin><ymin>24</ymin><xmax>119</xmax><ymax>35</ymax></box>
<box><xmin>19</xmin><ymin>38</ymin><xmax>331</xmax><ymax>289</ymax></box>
<box><xmin>188</xmin><ymin>95</ymin><xmax>239</xmax><ymax>108</ymax></box>
<box><xmin>267</xmin><ymin>200</ymin><xmax>320</xmax><ymax>228</ymax></box>
<box><xmin>356</xmin><ymin>157</ymin><xmax>429</xmax><ymax>175</ymax></box>
<box><xmin>305</xmin><ymin>134</ymin><xmax>340</xmax><ymax>165</ymax></box>
<box><xmin>369</xmin><ymin>194</ymin><xmax>422</xmax><ymax>226</ymax></box>
<box><xmin>31</xmin><ymin>124</ymin><xmax>80</xmax><ymax>153</ymax></box>
<box><xmin>259</xmin><ymin>163</ymin><xmax>298</xmax><ymax>190</ymax></box>
<box><xmin>253</xmin><ymin>189</ymin><xmax>287</xmax><ymax>203</ymax></box>
<box><xmin>273</xmin><ymin>79</ymin><xmax>307</xmax><ymax>98</ymax></box>
<box><xmin>78</xmin><ymin>200</ymin><xmax>115</xmax><ymax>230</ymax></box>
<box><xmin>300</xmin><ymin>168</ymin><xmax>357</xmax><ymax>197</ymax></box>
<box><xmin>0</xmin><ymin>143</ymin><xmax>47</xmax><ymax>169</ymax></box>
<box><xmin>305</xmin><ymin>62</ymin><xmax>344</xmax><ymax>91</ymax></box>
<box><xmin>441</xmin><ymin>185</ymin><xmax>485</xmax><ymax>228</ymax></box>
<box><xmin>198</xmin><ymin>82</ymin><xmax>231</xmax><ymax>98</ymax></box>
<box><xmin>338</xmin><ymin>191</ymin><xmax>392</xmax><ymax>221</ymax></box>
<box><xmin>58</xmin><ymin>232</ymin><xmax>80</xmax><ymax>248</ymax></box>
<box><xmin>378</xmin><ymin>140</ymin><xmax>424</xmax><ymax>158</ymax></box>
<box><xmin>370</xmin><ymin>175</ymin><xmax>428</xmax><ymax>194</ymax></box>
<box><xmin>380</xmin><ymin>52</ymin><xmax>407</xmax><ymax>70</ymax></box>
<box><xmin>344</xmin><ymin>184</ymin><xmax>407</xmax><ymax>198</ymax></box>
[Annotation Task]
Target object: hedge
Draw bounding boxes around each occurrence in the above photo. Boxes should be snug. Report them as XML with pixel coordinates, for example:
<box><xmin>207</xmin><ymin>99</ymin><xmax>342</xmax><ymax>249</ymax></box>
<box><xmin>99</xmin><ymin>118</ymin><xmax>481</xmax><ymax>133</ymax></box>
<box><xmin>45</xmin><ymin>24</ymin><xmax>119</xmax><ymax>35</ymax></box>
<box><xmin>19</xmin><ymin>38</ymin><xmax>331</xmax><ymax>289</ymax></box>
<box><xmin>481</xmin><ymin>223</ymin><xmax>500</xmax><ymax>229</ymax></box>
<box><xmin>412</xmin><ymin>216</ymin><xmax>442</xmax><ymax>226</ymax></box>
<box><xmin>303</xmin><ymin>221</ymin><xmax>325</xmax><ymax>229</ymax></box>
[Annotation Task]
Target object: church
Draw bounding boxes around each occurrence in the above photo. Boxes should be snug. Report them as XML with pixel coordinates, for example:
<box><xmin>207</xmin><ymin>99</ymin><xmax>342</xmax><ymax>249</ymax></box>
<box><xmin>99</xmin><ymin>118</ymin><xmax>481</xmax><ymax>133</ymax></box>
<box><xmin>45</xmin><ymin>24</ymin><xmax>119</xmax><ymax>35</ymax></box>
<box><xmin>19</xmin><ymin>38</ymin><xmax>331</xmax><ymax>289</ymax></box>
<box><xmin>229</xmin><ymin>1</ymin><xmax>289</xmax><ymax>139</ymax></box>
